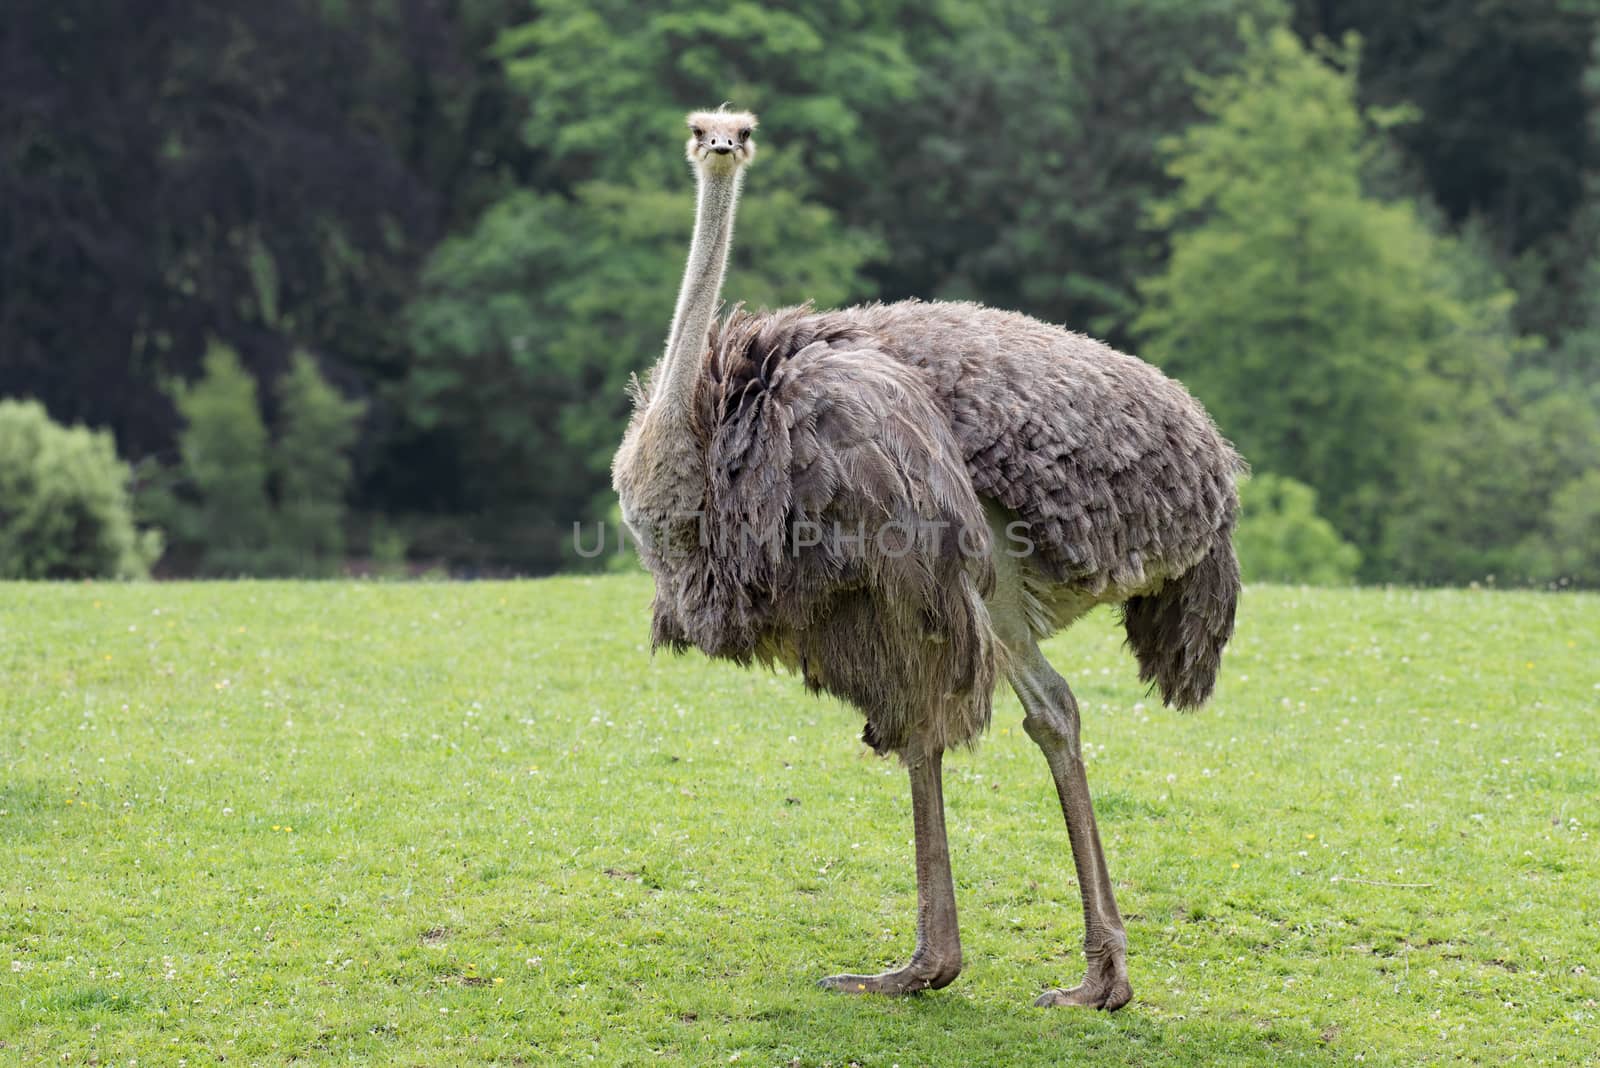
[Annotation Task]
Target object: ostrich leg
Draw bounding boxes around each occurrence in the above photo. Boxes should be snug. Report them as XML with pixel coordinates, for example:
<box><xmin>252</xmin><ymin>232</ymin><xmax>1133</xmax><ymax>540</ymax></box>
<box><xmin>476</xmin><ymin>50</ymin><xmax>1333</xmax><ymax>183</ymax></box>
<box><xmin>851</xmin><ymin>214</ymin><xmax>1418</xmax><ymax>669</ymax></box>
<box><xmin>1011</xmin><ymin>642</ymin><xmax>1133</xmax><ymax>1010</ymax></box>
<box><xmin>819</xmin><ymin>747</ymin><xmax>962</xmax><ymax>994</ymax></box>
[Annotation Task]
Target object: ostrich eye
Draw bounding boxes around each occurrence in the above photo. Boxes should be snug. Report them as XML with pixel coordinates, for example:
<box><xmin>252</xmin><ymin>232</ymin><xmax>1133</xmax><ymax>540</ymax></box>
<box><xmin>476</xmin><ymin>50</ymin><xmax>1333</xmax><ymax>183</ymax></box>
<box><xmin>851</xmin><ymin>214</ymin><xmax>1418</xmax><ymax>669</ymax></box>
<box><xmin>738</xmin><ymin>128</ymin><xmax>751</xmax><ymax>142</ymax></box>
<box><xmin>690</xmin><ymin>126</ymin><xmax>704</xmax><ymax>139</ymax></box>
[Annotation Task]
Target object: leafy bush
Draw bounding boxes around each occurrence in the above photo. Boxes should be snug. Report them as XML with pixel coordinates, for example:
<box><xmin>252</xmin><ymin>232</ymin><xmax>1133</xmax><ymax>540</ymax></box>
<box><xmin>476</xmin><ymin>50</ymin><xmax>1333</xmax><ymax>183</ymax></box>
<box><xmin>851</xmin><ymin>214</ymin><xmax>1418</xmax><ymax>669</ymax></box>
<box><xmin>1235</xmin><ymin>474</ymin><xmax>1360</xmax><ymax>585</ymax></box>
<box><xmin>0</xmin><ymin>399</ymin><xmax>162</xmax><ymax>579</ymax></box>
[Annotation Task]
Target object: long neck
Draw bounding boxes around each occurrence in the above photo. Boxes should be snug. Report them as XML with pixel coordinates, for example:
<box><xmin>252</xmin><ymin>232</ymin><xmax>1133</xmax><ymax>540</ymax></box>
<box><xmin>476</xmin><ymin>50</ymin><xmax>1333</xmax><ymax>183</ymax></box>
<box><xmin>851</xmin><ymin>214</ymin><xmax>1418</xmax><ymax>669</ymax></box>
<box><xmin>654</xmin><ymin>163</ymin><xmax>742</xmax><ymax>420</ymax></box>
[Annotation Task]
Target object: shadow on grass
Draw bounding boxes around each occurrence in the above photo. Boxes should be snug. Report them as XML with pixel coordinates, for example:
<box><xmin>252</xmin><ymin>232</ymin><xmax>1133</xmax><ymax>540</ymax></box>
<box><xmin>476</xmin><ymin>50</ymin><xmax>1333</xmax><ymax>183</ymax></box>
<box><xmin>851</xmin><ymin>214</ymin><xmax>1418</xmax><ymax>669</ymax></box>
<box><xmin>741</xmin><ymin>987</ymin><xmax>1342</xmax><ymax>1067</ymax></box>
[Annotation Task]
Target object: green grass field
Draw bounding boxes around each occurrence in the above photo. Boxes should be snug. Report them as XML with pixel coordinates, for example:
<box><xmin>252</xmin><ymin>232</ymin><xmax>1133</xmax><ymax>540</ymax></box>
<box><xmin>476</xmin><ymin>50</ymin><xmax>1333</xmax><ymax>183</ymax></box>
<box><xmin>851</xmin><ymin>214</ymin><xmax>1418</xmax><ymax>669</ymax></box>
<box><xmin>2</xmin><ymin>579</ymin><xmax>1596</xmax><ymax>1065</ymax></box>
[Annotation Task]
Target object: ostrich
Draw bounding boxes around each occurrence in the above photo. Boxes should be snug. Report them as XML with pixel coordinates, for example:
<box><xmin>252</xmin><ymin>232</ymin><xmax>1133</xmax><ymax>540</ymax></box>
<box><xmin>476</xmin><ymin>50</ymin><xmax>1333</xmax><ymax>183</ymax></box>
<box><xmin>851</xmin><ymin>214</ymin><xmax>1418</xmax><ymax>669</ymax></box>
<box><xmin>612</xmin><ymin>107</ymin><xmax>1243</xmax><ymax>1010</ymax></box>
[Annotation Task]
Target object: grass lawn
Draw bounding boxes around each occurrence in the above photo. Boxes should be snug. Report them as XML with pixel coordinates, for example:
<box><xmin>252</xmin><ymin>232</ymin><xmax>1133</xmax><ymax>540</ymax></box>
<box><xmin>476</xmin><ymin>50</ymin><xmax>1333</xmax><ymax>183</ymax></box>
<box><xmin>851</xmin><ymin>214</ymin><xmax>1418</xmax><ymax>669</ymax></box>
<box><xmin>2</xmin><ymin>578</ymin><xmax>1597</xmax><ymax>1065</ymax></box>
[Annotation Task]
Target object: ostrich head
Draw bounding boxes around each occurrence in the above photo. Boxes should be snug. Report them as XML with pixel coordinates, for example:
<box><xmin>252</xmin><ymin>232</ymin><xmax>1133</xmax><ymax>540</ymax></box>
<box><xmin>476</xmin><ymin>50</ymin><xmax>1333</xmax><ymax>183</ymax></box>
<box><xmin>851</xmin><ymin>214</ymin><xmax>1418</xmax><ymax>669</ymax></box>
<box><xmin>685</xmin><ymin>108</ymin><xmax>758</xmax><ymax>172</ymax></box>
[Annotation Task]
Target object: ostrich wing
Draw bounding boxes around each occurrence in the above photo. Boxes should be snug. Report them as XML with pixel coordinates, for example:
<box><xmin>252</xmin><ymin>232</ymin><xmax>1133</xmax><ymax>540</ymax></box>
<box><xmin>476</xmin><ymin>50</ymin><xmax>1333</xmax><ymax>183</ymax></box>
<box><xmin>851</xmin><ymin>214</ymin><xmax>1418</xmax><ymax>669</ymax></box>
<box><xmin>652</xmin><ymin>317</ymin><xmax>998</xmax><ymax>753</ymax></box>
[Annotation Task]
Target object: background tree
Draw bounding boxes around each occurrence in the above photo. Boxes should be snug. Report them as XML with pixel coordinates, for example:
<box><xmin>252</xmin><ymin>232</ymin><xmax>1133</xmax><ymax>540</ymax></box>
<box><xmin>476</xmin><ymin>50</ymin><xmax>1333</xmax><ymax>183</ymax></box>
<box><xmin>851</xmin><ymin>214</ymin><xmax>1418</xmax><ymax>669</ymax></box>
<box><xmin>1374</xmin><ymin>231</ymin><xmax>1600</xmax><ymax>584</ymax></box>
<box><xmin>1515</xmin><ymin>467</ymin><xmax>1600</xmax><ymax>587</ymax></box>
<box><xmin>872</xmin><ymin>0</ymin><xmax>1283</xmax><ymax>342</ymax></box>
<box><xmin>1140</xmin><ymin>25</ymin><xmax>1600</xmax><ymax>585</ymax></box>
<box><xmin>1292</xmin><ymin>0</ymin><xmax>1600</xmax><ymax>346</ymax></box>
<box><xmin>1139</xmin><ymin>27</ymin><xmax>1443</xmax><ymax>550</ymax></box>
<box><xmin>168</xmin><ymin>344</ymin><xmax>274</xmax><ymax>575</ymax></box>
<box><xmin>399</xmin><ymin>0</ymin><xmax>902</xmax><ymax>569</ymax></box>
<box><xmin>0</xmin><ymin>0</ymin><xmax>527</xmax><ymax>523</ymax></box>
<box><xmin>275</xmin><ymin>353</ymin><xmax>366</xmax><ymax>575</ymax></box>
<box><xmin>2</xmin><ymin>0</ymin><xmax>1597</xmax><ymax>582</ymax></box>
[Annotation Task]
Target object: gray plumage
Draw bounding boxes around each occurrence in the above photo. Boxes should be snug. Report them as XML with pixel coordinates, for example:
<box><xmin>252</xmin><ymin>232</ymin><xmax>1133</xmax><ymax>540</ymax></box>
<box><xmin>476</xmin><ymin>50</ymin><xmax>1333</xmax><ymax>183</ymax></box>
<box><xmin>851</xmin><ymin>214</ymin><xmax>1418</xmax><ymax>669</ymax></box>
<box><xmin>612</xmin><ymin>107</ymin><xmax>1244</xmax><ymax>1007</ymax></box>
<box><xmin>633</xmin><ymin>299</ymin><xmax>1243</xmax><ymax>754</ymax></box>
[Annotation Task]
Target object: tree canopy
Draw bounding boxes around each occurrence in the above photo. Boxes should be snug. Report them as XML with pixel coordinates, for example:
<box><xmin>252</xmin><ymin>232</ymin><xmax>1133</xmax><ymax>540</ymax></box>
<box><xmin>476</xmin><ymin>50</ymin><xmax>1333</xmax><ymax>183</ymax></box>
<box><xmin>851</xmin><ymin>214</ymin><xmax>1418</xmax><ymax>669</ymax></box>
<box><xmin>2</xmin><ymin>0</ymin><xmax>1596</xmax><ymax>584</ymax></box>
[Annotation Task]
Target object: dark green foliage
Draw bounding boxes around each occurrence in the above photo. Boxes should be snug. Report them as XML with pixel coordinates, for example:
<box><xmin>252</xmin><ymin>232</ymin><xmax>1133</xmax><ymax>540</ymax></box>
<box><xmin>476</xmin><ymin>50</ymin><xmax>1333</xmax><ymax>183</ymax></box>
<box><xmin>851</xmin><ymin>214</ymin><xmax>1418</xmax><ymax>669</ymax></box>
<box><xmin>165</xmin><ymin>345</ymin><xmax>365</xmax><ymax>576</ymax></box>
<box><xmin>873</xmin><ymin>0</ymin><xmax>1283</xmax><ymax>341</ymax></box>
<box><xmin>1293</xmin><ymin>0</ymin><xmax>1600</xmax><ymax>343</ymax></box>
<box><xmin>1400</xmin><ymin>370</ymin><xmax>1600</xmax><ymax>587</ymax></box>
<box><xmin>496</xmin><ymin>0</ymin><xmax>931</xmax><ymax>196</ymax></box>
<box><xmin>0</xmin><ymin>0</ymin><xmax>527</xmax><ymax>528</ymax></box>
<box><xmin>428</xmin><ymin>0</ymin><xmax>905</xmax><ymax>567</ymax></box>
<box><xmin>3</xmin><ymin>0</ymin><xmax>1599</xmax><ymax>583</ymax></box>
<box><xmin>0</xmin><ymin>399</ymin><xmax>161</xmax><ymax>579</ymax></box>
<box><xmin>423</xmin><ymin>0</ymin><xmax>1282</xmax><ymax>567</ymax></box>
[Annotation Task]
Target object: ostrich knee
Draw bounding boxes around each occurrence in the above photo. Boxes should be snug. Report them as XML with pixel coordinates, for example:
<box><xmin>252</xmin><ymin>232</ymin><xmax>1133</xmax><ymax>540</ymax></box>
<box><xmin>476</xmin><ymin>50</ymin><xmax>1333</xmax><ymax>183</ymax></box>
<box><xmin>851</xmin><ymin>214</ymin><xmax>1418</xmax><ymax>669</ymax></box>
<box><xmin>1020</xmin><ymin>677</ymin><xmax>1083</xmax><ymax>763</ymax></box>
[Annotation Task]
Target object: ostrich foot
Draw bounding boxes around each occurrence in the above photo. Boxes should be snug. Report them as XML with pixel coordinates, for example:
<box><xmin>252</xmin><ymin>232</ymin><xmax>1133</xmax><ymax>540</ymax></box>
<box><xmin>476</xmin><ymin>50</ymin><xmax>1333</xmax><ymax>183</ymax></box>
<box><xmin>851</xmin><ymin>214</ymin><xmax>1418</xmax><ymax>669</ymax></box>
<box><xmin>1033</xmin><ymin>977</ymin><xmax>1133</xmax><ymax>1011</ymax></box>
<box><xmin>818</xmin><ymin>958</ymin><xmax>959</xmax><ymax>996</ymax></box>
<box><xmin>1030</xmin><ymin>946</ymin><xmax>1132</xmax><ymax>1016</ymax></box>
<box><xmin>1035</xmin><ymin>936</ymin><xmax>1131</xmax><ymax>1010</ymax></box>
